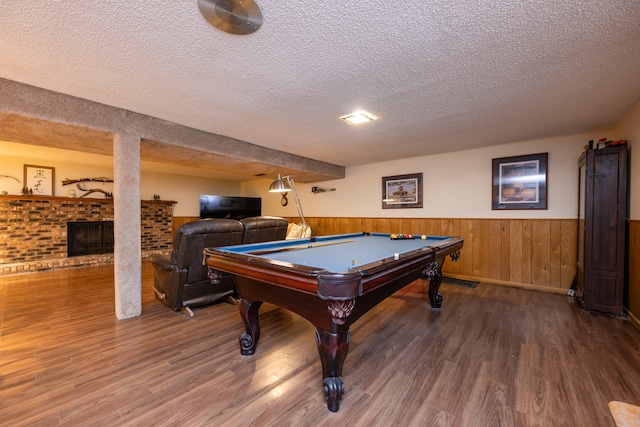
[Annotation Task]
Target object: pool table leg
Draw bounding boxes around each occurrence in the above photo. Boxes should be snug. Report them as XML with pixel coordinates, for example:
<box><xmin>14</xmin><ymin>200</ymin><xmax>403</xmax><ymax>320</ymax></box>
<box><xmin>315</xmin><ymin>328</ymin><xmax>350</xmax><ymax>412</ymax></box>
<box><xmin>239</xmin><ymin>299</ymin><xmax>263</xmax><ymax>355</ymax></box>
<box><xmin>423</xmin><ymin>259</ymin><xmax>443</xmax><ymax>308</ymax></box>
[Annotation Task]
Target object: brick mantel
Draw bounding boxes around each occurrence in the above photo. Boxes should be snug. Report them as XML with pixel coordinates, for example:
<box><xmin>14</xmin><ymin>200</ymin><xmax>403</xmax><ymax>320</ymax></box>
<box><xmin>0</xmin><ymin>196</ymin><xmax>176</xmax><ymax>274</ymax></box>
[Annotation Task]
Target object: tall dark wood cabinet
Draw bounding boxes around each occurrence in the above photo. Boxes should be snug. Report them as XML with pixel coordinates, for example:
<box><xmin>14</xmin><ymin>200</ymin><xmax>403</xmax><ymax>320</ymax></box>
<box><xmin>576</xmin><ymin>144</ymin><xmax>628</xmax><ymax>316</ymax></box>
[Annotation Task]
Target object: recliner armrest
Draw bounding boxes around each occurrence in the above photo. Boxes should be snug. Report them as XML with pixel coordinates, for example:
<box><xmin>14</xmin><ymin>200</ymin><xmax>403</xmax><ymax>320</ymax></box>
<box><xmin>149</xmin><ymin>253</ymin><xmax>173</xmax><ymax>271</ymax></box>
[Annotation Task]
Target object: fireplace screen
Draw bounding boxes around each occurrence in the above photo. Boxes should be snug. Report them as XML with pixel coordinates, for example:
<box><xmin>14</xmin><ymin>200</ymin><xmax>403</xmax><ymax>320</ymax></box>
<box><xmin>67</xmin><ymin>221</ymin><xmax>114</xmax><ymax>257</ymax></box>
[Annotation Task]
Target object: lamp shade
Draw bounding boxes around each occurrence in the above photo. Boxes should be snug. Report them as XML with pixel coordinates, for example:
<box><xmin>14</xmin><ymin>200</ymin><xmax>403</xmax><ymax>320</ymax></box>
<box><xmin>269</xmin><ymin>174</ymin><xmax>292</xmax><ymax>193</ymax></box>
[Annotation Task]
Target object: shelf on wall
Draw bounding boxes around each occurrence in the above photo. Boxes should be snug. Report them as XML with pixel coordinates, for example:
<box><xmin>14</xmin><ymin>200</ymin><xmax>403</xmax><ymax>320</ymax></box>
<box><xmin>0</xmin><ymin>195</ymin><xmax>176</xmax><ymax>204</ymax></box>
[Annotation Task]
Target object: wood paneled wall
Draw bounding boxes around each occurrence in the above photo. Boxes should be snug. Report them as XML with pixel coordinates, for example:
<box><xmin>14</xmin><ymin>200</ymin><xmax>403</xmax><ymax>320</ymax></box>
<box><xmin>173</xmin><ymin>216</ymin><xmax>640</xmax><ymax>325</ymax></box>
<box><xmin>173</xmin><ymin>216</ymin><xmax>578</xmax><ymax>294</ymax></box>
<box><xmin>628</xmin><ymin>220</ymin><xmax>640</xmax><ymax>329</ymax></box>
<box><xmin>299</xmin><ymin>217</ymin><xmax>578</xmax><ymax>294</ymax></box>
<box><xmin>172</xmin><ymin>216</ymin><xmax>198</xmax><ymax>237</ymax></box>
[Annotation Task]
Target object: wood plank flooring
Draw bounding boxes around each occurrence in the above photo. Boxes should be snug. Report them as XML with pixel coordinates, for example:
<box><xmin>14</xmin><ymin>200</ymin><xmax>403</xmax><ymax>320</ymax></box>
<box><xmin>1</xmin><ymin>262</ymin><xmax>639</xmax><ymax>426</ymax></box>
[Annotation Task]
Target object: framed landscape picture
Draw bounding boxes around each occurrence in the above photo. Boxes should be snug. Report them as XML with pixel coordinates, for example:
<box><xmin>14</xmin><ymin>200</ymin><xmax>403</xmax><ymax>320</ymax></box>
<box><xmin>492</xmin><ymin>153</ymin><xmax>547</xmax><ymax>210</ymax></box>
<box><xmin>382</xmin><ymin>173</ymin><xmax>423</xmax><ymax>209</ymax></box>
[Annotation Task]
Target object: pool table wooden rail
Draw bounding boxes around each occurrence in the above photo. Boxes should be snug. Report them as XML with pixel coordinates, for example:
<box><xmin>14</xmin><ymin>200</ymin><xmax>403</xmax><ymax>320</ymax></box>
<box><xmin>205</xmin><ymin>235</ymin><xmax>463</xmax><ymax>302</ymax></box>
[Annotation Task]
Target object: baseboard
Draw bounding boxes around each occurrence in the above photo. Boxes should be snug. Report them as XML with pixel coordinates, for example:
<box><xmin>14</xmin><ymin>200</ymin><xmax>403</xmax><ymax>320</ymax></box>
<box><xmin>625</xmin><ymin>308</ymin><xmax>640</xmax><ymax>331</ymax></box>
<box><xmin>443</xmin><ymin>274</ymin><xmax>571</xmax><ymax>295</ymax></box>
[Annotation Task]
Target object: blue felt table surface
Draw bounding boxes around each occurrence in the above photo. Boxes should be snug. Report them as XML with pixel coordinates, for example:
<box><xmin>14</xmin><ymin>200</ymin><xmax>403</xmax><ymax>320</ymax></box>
<box><xmin>220</xmin><ymin>232</ymin><xmax>453</xmax><ymax>273</ymax></box>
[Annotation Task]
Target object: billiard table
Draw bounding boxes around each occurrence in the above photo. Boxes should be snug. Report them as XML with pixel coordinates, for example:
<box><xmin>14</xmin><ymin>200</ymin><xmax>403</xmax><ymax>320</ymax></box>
<box><xmin>204</xmin><ymin>232</ymin><xmax>464</xmax><ymax>412</ymax></box>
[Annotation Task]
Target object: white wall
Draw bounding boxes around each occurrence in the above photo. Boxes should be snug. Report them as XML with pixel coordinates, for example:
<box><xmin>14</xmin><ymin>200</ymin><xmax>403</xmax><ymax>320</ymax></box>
<box><xmin>244</xmin><ymin>130</ymin><xmax>611</xmax><ymax>220</ymax></box>
<box><xmin>614</xmin><ymin>99</ymin><xmax>640</xmax><ymax>220</ymax></box>
<box><xmin>0</xmin><ymin>141</ymin><xmax>240</xmax><ymax>217</ymax></box>
<box><xmin>139</xmin><ymin>171</ymin><xmax>239</xmax><ymax>216</ymax></box>
<box><xmin>3</xmin><ymin>124</ymin><xmax>630</xmax><ymax>220</ymax></box>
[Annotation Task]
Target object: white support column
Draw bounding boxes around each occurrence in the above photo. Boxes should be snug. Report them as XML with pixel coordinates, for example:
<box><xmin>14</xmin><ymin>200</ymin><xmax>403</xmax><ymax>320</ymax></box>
<box><xmin>113</xmin><ymin>133</ymin><xmax>142</xmax><ymax>319</ymax></box>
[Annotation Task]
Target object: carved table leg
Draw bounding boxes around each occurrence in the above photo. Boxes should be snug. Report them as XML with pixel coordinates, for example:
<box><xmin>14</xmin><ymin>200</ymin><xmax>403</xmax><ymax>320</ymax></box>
<box><xmin>315</xmin><ymin>328</ymin><xmax>350</xmax><ymax>412</ymax></box>
<box><xmin>239</xmin><ymin>299</ymin><xmax>263</xmax><ymax>355</ymax></box>
<box><xmin>423</xmin><ymin>260</ymin><xmax>443</xmax><ymax>308</ymax></box>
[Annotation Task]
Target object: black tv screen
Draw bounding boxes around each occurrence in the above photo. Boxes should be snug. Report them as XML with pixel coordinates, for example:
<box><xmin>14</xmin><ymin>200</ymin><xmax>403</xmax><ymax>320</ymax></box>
<box><xmin>199</xmin><ymin>195</ymin><xmax>261</xmax><ymax>220</ymax></box>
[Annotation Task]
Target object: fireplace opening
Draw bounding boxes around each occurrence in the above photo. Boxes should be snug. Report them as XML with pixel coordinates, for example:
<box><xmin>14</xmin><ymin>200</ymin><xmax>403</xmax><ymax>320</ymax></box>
<box><xmin>67</xmin><ymin>221</ymin><xmax>114</xmax><ymax>257</ymax></box>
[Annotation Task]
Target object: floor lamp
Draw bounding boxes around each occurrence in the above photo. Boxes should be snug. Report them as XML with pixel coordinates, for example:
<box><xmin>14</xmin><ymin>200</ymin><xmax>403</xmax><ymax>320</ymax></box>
<box><xmin>269</xmin><ymin>174</ymin><xmax>309</xmax><ymax>238</ymax></box>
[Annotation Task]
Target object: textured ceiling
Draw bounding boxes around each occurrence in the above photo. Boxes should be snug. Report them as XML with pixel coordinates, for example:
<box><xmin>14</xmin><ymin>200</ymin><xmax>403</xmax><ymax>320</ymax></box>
<box><xmin>1</xmin><ymin>1</ymin><xmax>639</xmax><ymax>180</ymax></box>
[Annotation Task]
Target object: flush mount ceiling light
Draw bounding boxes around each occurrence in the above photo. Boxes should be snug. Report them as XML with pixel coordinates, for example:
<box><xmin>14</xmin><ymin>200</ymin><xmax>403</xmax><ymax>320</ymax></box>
<box><xmin>198</xmin><ymin>0</ymin><xmax>263</xmax><ymax>35</ymax></box>
<box><xmin>340</xmin><ymin>111</ymin><xmax>377</xmax><ymax>125</ymax></box>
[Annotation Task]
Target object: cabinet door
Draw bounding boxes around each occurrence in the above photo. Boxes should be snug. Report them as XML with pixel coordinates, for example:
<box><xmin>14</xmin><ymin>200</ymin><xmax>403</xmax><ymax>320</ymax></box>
<box><xmin>590</xmin><ymin>152</ymin><xmax>621</xmax><ymax>272</ymax></box>
<box><xmin>582</xmin><ymin>146</ymin><xmax>627</xmax><ymax>316</ymax></box>
<box><xmin>576</xmin><ymin>158</ymin><xmax>587</xmax><ymax>299</ymax></box>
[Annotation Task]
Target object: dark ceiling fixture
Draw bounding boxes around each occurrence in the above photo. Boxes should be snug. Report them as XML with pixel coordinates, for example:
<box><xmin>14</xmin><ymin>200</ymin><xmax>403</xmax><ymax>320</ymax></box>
<box><xmin>197</xmin><ymin>0</ymin><xmax>263</xmax><ymax>35</ymax></box>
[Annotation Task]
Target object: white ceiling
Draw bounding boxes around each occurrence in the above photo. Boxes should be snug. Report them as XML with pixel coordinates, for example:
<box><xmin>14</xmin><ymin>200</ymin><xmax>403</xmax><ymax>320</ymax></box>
<box><xmin>1</xmin><ymin>1</ymin><xmax>639</xmax><ymax>176</ymax></box>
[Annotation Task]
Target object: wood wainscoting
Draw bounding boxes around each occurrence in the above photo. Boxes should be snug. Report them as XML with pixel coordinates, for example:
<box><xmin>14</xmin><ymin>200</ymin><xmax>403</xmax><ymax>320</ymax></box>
<box><xmin>628</xmin><ymin>220</ymin><xmax>640</xmax><ymax>329</ymax></box>
<box><xmin>173</xmin><ymin>216</ymin><xmax>640</xmax><ymax>326</ymax></box>
<box><xmin>172</xmin><ymin>216</ymin><xmax>199</xmax><ymax>237</ymax></box>
<box><xmin>299</xmin><ymin>217</ymin><xmax>578</xmax><ymax>294</ymax></box>
<box><xmin>173</xmin><ymin>216</ymin><xmax>578</xmax><ymax>294</ymax></box>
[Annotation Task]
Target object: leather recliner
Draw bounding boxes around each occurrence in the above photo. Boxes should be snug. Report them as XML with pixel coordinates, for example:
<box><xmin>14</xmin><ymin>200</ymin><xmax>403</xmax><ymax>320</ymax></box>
<box><xmin>240</xmin><ymin>216</ymin><xmax>289</xmax><ymax>244</ymax></box>
<box><xmin>149</xmin><ymin>219</ymin><xmax>244</xmax><ymax>316</ymax></box>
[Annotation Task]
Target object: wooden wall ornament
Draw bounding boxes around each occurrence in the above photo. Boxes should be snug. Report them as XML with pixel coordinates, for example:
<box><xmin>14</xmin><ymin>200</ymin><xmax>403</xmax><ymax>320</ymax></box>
<box><xmin>62</xmin><ymin>177</ymin><xmax>114</xmax><ymax>198</ymax></box>
<box><xmin>0</xmin><ymin>174</ymin><xmax>19</xmax><ymax>182</ymax></box>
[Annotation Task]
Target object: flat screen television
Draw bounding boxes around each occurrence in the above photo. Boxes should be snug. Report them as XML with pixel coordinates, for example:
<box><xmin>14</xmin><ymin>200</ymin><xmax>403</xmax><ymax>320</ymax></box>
<box><xmin>199</xmin><ymin>195</ymin><xmax>261</xmax><ymax>220</ymax></box>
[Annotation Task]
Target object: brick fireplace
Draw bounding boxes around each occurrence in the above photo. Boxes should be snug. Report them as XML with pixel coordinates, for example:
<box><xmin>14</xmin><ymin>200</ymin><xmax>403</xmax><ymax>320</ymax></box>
<box><xmin>67</xmin><ymin>220</ymin><xmax>115</xmax><ymax>257</ymax></box>
<box><xmin>0</xmin><ymin>196</ymin><xmax>175</xmax><ymax>275</ymax></box>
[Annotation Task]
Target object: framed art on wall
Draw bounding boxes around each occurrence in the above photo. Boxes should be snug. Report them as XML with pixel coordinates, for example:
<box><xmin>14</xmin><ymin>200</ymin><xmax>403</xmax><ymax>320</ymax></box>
<box><xmin>382</xmin><ymin>173</ymin><xmax>423</xmax><ymax>209</ymax></box>
<box><xmin>492</xmin><ymin>153</ymin><xmax>547</xmax><ymax>210</ymax></box>
<box><xmin>24</xmin><ymin>164</ymin><xmax>55</xmax><ymax>196</ymax></box>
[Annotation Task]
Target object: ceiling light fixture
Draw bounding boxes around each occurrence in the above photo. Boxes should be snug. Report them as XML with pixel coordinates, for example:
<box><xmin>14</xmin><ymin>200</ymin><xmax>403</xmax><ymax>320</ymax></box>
<box><xmin>198</xmin><ymin>0</ymin><xmax>263</xmax><ymax>35</ymax></box>
<box><xmin>340</xmin><ymin>111</ymin><xmax>377</xmax><ymax>125</ymax></box>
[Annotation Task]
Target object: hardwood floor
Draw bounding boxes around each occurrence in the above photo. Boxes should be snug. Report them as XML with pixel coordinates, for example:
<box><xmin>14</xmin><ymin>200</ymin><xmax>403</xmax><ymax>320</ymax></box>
<box><xmin>1</xmin><ymin>263</ymin><xmax>639</xmax><ymax>426</ymax></box>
